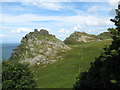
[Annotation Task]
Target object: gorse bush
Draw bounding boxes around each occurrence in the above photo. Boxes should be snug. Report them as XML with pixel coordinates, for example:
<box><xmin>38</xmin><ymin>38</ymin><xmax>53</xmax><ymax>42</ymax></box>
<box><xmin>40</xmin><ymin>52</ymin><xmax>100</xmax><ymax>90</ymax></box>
<box><xmin>2</xmin><ymin>61</ymin><xmax>36</xmax><ymax>89</ymax></box>
<box><xmin>74</xmin><ymin>2</ymin><xmax>120</xmax><ymax>89</ymax></box>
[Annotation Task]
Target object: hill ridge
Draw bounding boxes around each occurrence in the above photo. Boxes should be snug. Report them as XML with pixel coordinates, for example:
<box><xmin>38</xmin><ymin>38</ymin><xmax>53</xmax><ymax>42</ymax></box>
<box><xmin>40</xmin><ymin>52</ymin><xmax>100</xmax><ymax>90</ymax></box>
<box><xmin>64</xmin><ymin>31</ymin><xmax>111</xmax><ymax>45</ymax></box>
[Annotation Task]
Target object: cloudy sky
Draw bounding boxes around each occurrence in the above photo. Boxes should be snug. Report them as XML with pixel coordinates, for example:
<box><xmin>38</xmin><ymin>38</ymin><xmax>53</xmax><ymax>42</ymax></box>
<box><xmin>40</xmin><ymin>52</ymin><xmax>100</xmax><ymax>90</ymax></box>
<box><xmin>0</xmin><ymin>0</ymin><xmax>119</xmax><ymax>43</ymax></box>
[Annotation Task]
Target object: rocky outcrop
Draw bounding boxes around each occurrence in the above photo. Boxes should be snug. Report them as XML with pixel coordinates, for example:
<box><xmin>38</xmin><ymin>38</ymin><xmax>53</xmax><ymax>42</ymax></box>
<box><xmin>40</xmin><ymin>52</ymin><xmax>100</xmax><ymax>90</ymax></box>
<box><xmin>10</xmin><ymin>29</ymin><xmax>70</xmax><ymax>66</ymax></box>
<box><xmin>39</xmin><ymin>29</ymin><xmax>49</xmax><ymax>34</ymax></box>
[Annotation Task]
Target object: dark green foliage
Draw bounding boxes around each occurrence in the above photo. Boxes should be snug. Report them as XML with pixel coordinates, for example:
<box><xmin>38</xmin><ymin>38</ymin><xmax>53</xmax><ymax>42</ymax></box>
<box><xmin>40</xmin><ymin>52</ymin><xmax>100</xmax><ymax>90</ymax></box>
<box><xmin>2</xmin><ymin>61</ymin><xmax>36</xmax><ymax>89</ymax></box>
<box><xmin>74</xmin><ymin>3</ymin><xmax>120</xmax><ymax>89</ymax></box>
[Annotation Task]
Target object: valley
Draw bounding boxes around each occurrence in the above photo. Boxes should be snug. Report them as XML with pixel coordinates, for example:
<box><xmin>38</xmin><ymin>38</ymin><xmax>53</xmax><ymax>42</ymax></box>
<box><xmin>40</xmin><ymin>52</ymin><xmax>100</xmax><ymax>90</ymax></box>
<box><xmin>31</xmin><ymin>40</ymin><xmax>112</xmax><ymax>88</ymax></box>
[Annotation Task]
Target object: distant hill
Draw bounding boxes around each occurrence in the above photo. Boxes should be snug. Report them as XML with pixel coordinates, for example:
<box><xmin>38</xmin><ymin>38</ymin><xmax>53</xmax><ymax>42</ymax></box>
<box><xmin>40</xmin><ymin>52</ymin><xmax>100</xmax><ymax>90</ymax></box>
<box><xmin>64</xmin><ymin>31</ymin><xmax>97</xmax><ymax>45</ymax></box>
<box><xmin>10</xmin><ymin>29</ymin><xmax>70</xmax><ymax>66</ymax></box>
<box><xmin>64</xmin><ymin>31</ymin><xmax>112</xmax><ymax>45</ymax></box>
<box><xmin>97</xmin><ymin>32</ymin><xmax>112</xmax><ymax>40</ymax></box>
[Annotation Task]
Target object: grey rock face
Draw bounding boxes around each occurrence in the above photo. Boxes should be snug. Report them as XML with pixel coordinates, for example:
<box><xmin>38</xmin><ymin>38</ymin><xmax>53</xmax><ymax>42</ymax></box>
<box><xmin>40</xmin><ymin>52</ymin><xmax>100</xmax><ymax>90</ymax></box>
<box><xmin>39</xmin><ymin>29</ymin><xmax>49</xmax><ymax>35</ymax></box>
<box><xmin>26</xmin><ymin>55</ymin><xmax>49</xmax><ymax>66</ymax></box>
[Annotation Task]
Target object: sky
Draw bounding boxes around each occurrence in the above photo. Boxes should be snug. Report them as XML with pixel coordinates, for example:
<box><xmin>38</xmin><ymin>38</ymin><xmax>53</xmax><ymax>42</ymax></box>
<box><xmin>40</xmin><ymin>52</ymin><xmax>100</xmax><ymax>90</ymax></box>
<box><xmin>0</xmin><ymin>0</ymin><xmax>119</xmax><ymax>43</ymax></box>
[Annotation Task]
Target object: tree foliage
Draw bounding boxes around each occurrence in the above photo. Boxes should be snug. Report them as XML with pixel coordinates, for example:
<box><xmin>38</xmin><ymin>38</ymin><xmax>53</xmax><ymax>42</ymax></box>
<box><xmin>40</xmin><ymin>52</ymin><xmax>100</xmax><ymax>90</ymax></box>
<box><xmin>74</xmin><ymin>2</ymin><xmax>120</xmax><ymax>89</ymax></box>
<box><xmin>2</xmin><ymin>60</ymin><xmax>36</xmax><ymax>89</ymax></box>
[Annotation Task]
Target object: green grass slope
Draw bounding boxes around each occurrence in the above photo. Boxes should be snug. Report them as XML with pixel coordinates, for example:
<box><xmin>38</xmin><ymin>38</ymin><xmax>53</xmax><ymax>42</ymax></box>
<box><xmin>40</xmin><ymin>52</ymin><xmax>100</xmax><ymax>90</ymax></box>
<box><xmin>31</xmin><ymin>40</ymin><xmax>112</xmax><ymax>88</ymax></box>
<box><xmin>97</xmin><ymin>32</ymin><xmax>112</xmax><ymax>39</ymax></box>
<box><xmin>64</xmin><ymin>31</ymin><xmax>97</xmax><ymax>45</ymax></box>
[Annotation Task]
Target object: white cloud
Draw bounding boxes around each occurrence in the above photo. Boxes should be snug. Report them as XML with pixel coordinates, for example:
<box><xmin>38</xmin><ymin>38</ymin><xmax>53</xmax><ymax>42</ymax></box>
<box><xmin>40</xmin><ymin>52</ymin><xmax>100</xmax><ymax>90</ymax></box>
<box><xmin>58</xmin><ymin>28</ymin><xmax>70</xmax><ymax>34</ymax></box>
<box><xmin>62</xmin><ymin>15</ymin><xmax>113</xmax><ymax>26</ymax></box>
<box><xmin>58</xmin><ymin>25</ymin><xmax>83</xmax><ymax>35</ymax></box>
<box><xmin>1</xmin><ymin>14</ymin><xmax>60</xmax><ymax>23</ymax></box>
<box><xmin>22</xmin><ymin>2</ymin><xmax>63</xmax><ymax>11</ymax></box>
<box><xmin>87</xmin><ymin>27</ymin><xmax>109</xmax><ymax>35</ymax></box>
<box><xmin>58</xmin><ymin>29</ymin><xmax>65</xmax><ymax>33</ymax></box>
<box><xmin>0</xmin><ymin>34</ymin><xmax>5</xmax><ymax>37</ymax></box>
<box><xmin>107</xmin><ymin>0</ymin><xmax>119</xmax><ymax>15</ymax></box>
<box><xmin>1</xmin><ymin>14</ymin><xmax>113</xmax><ymax>27</ymax></box>
<box><xmin>1</xmin><ymin>0</ymin><xmax>116</xmax><ymax>2</ymax></box>
<box><xmin>10</xmin><ymin>27</ymin><xmax>50</xmax><ymax>33</ymax></box>
<box><xmin>108</xmin><ymin>0</ymin><xmax>119</xmax><ymax>7</ymax></box>
<box><xmin>22</xmin><ymin>1</ymin><xmax>76</xmax><ymax>11</ymax></box>
<box><xmin>87</xmin><ymin>6</ymin><xmax>98</xmax><ymax>13</ymax></box>
<box><xmin>35</xmin><ymin>2</ymin><xmax>63</xmax><ymax>11</ymax></box>
<box><xmin>0</xmin><ymin>27</ymin><xmax>9</xmax><ymax>29</ymax></box>
<box><xmin>73</xmin><ymin>25</ymin><xmax>83</xmax><ymax>31</ymax></box>
<box><xmin>11</xmin><ymin>27</ymin><xmax>33</xmax><ymax>33</ymax></box>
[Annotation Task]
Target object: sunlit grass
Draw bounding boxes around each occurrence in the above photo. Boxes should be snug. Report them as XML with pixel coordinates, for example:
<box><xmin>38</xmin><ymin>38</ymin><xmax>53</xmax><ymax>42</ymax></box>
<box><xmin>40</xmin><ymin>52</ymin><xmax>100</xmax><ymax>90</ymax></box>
<box><xmin>31</xmin><ymin>40</ymin><xmax>112</xmax><ymax>88</ymax></box>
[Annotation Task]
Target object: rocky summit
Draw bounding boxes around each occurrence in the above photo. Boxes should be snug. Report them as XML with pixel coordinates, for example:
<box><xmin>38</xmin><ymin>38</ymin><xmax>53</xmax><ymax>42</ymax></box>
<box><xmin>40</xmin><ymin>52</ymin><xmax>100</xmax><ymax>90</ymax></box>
<box><xmin>10</xmin><ymin>29</ymin><xmax>70</xmax><ymax>66</ymax></box>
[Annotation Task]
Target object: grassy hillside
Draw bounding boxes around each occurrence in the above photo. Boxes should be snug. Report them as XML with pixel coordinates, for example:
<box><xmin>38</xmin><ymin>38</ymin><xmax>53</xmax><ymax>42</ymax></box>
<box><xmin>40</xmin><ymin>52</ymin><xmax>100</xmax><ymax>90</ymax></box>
<box><xmin>97</xmin><ymin>32</ymin><xmax>111</xmax><ymax>39</ymax></box>
<box><xmin>31</xmin><ymin>40</ymin><xmax>112</xmax><ymax>88</ymax></box>
<box><xmin>64</xmin><ymin>31</ymin><xmax>97</xmax><ymax>45</ymax></box>
<box><xmin>64</xmin><ymin>31</ymin><xmax>112</xmax><ymax>45</ymax></box>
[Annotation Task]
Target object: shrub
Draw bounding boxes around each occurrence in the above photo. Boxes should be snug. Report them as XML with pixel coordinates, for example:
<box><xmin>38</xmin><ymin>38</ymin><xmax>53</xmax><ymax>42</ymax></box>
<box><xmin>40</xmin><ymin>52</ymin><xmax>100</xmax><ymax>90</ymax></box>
<box><xmin>2</xmin><ymin>61</ymin><xmax>36</xmax><ymax>89</ymax></box>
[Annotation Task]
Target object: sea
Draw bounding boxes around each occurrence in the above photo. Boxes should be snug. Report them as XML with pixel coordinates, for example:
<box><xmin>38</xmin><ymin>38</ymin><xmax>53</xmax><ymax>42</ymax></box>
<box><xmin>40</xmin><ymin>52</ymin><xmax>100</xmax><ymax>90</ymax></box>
<box><xmin>1</xmin><ymin>43</ymin><xmax>20</xmax><ymax>60</ymax></box>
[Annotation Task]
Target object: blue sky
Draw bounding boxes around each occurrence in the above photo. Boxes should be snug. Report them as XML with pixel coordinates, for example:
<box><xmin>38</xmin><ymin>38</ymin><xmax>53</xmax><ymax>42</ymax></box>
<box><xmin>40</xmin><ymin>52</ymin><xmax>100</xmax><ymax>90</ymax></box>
<box><xmin>0</xmin><ymin>0</ymin><xmax>118</xmax><ymax>43</ymax></box>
